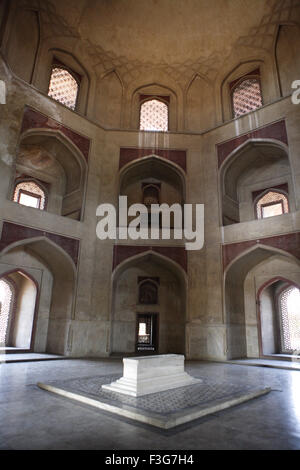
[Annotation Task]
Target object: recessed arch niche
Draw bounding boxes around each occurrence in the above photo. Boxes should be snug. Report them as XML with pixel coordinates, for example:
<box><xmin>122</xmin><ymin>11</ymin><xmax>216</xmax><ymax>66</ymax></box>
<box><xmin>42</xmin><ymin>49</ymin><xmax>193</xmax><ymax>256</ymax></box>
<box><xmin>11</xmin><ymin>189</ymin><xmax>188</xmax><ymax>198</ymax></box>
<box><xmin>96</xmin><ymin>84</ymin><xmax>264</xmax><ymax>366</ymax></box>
<box><xmin>94</xmin><ymin>70</ymin><xmax>123</xmax><ymax>128</ymax></box>
<box><xmin>131</xmin><ymin>83</ymin><xmax>177</xmax><ymax>131</ymax></box>
<box><xmin>119</xmin><ymin>155</ymin><xmax>186</xmax><ymax>229</ymax></box>
<box><xmin>224</xmin><ymin>244</ymin><xmax>300</xmax><ymax>360</ymax></box>
<box><xmin>5</xmin><ymin>7</ymin><xmax>40</xmax><ymax>83</ymax></box>
<box><xmin>185</xmin><ymin>74</ymin><xmax>215</xmax><ymax>131</ymax></box>
<box><xmin>275</xmin><ymin>24</ymin><xmax>300</xmax><ymax>97</ymax></box>
<box><xmin>14</xmin><ymin>130</ymin><xmax>88</xmax><ymax>220</ymax></box>
<box><xmin>220</xmin><ymin>140</ymin><xmax>293</xmax><ymax>225</ymax></box>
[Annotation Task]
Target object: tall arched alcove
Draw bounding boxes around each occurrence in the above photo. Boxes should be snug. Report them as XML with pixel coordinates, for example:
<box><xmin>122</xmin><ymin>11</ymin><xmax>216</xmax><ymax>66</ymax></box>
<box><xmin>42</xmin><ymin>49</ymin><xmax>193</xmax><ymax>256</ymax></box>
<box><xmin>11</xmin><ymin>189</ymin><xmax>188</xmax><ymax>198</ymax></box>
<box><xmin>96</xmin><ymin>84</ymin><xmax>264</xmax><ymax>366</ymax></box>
<box><xmin>225</xmin><ymin>244</ymin><xmax>300</xmax><ymax>359</ymax></box>
<box><xmin>244</xmin><ymin>252</ymin><xmax>300</xmax><ymax>358</ymax></box>
<box><xmin>0</xmin><ymin>236</ymin><xmax>76</xmax><ymax>355</ymax></box>
<box><xmin>110</xmin><ymin>251</ymin><xmax>187</xmax><ymax>356</ymax></box>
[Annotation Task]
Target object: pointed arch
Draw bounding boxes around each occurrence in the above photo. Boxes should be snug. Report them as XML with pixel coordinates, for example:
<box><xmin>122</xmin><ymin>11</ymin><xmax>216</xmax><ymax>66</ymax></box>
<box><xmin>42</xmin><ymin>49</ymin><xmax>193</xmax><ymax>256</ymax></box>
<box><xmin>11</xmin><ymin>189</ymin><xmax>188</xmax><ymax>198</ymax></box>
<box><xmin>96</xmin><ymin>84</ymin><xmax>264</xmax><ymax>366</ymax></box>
<box><xmin>0</xmin><ymin>235</ymin><xmax>77</xmax><ymax>279</ymax></box>
<box><xmin>185</xmin><ymin>73</ymin><xmax>215</xmax><ymax>131</ymax></box>
<box><xmin>224</xmin><ymin>243</ymin><xmax>300</xmax><ymax>359</ymax></box>
<box><xmin>17</xmin><ymin>128</ymin><xmax>88</xmax><ymax>220</ymax></box>
<box><xmin>274</xmin><ymin>23</ymin><xmax>300</xmax><ymax>97</ymax></box>
<box><xmin>219</xmin><ymin>138</ymin><xmax>292</xmax><ymax>225</ymax></box>
<box><xmin>95</xmin><ymin>68</ymin><xmax>123</xmax><ymax>128</ymax></box>
<box><xmin>0</xmin><ymin>236</ymin><xmax>77</xmax><ymax>354</ymax></box>
<box><xmin>110</xmin><ymin>249</ymin><xmax>187</xmax><ymax>356</ymax></box>
<box><xmin>112</xmin><ymin>249</ymin><xmax>188</xmax><ymax>287</ymax></box>
<box><xmin>0</xmin><ymin>268</ymin><xmax>38</xmax><ymax>350</ymax></box>
<box><xmin>119</xmin><ymin>154</ymin><xmax>186</xmax><ymax>204</ymax></box>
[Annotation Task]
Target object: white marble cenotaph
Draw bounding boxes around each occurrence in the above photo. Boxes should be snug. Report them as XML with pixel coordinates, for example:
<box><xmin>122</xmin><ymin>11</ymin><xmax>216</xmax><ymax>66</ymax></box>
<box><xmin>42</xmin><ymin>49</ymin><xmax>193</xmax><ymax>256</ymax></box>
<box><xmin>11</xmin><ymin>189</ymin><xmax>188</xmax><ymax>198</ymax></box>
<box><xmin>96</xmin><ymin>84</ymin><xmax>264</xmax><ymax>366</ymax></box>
<box><xmin>102</xmin><ymin>354</ymin><xmax>202</xmax><ymax>397</ymax></box>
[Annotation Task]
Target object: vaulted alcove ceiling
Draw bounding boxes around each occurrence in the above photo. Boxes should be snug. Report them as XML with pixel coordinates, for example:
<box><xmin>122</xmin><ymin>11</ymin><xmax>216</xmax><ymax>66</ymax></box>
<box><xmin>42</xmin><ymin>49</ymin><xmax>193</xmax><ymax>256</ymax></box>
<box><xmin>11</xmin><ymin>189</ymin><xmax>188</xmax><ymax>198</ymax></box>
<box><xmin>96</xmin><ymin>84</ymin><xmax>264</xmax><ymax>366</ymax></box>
<box><xmin>19</xmin><ymin>0</ymin><xmax>300</xmax><ymax>85</ymax></box>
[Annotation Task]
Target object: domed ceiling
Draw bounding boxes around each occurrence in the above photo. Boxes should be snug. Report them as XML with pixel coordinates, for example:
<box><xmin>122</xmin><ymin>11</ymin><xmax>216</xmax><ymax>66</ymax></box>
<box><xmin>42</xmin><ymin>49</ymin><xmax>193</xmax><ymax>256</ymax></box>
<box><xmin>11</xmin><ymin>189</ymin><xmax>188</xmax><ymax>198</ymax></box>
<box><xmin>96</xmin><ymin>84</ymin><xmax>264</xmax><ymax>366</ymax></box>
<box><xmin>21</xmin><ymin>0</ymin><xmax>300</xmax><ymax>85</ymax></box>
<box><xmin>48</xmin><ymin>0</ymin><xmax>269</xmax><ymax>65</ymax></box>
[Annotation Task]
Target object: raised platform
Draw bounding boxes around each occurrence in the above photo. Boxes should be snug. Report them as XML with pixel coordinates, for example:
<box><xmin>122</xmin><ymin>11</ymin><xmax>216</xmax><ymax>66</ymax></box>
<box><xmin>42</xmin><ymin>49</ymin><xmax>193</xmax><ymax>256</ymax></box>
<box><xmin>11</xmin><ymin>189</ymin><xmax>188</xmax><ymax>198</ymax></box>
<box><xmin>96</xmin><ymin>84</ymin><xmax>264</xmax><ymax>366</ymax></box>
<box><xmin>37</xmin><ymin>374</ymin><xmax>271</xmax><ymax>430</ymax></box>
<box><xmin>101</xmin><ymin>354</ymin><xmax>201</xmax><ymax>397</ymax></box>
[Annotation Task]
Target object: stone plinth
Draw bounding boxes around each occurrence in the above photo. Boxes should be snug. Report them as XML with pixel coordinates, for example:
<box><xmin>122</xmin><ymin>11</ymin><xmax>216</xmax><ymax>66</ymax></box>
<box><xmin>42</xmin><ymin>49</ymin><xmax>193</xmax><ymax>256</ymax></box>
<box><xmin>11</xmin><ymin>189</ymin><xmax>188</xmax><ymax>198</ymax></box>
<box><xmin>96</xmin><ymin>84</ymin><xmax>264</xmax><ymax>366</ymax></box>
<box><xmin>101</xmin><ymin>354</ymin><xmax>202</xmax><ymax>397</ymax></box>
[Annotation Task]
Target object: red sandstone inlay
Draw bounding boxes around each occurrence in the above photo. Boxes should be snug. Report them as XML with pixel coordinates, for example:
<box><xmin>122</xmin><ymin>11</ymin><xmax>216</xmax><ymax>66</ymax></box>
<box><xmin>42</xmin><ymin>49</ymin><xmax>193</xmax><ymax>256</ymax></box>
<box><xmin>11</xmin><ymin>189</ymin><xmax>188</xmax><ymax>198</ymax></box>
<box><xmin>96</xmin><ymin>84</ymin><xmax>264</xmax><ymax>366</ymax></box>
<box><xmin>222</xmin><ymin>232</ymin><xmax>300</xmax><ymax>271</ymax></box>
<box><xmin>0</xmin><ymin>222</ymin><xmax>80</xmax><ymax>266</ymax></box>
<box><xmin>119</xmin><ymin>147</ymin><xmax>186</xmax><ymax>171</ymax></box>
<box><xmin>217</xmin><ymin>120</ymin><xmax>288</xmax><ymax>168</ymax></box>
<box><xmin>21</xmin><ymin>107</ymin><xmax>90</xmax><ymax>162</ymax></box>
<box><xmin>112</xmin><ymin>245</ymin><xmax>187</xmax><ymax>272</ymax></box>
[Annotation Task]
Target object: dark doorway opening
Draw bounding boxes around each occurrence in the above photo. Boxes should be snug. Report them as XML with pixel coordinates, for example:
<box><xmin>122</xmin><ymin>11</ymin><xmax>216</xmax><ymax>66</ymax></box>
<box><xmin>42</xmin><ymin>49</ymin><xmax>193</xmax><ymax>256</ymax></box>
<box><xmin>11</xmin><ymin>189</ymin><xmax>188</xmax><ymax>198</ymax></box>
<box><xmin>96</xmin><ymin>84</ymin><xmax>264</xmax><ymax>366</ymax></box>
<box><xmin>136</xmin><ymin>313</ymin><xmax>158</xmax><ymax>354</ymax></box>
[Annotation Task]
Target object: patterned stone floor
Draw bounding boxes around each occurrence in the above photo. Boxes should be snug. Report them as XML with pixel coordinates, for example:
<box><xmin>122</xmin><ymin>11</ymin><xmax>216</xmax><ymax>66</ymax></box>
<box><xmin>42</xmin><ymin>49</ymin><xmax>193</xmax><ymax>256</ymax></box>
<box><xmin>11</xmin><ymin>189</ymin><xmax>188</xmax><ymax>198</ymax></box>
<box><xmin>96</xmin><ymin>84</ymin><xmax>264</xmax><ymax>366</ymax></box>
<box><xmin>43</xmin><ymin>373</ymin><xmax>270</xmax><ymax>417</ymax></box>
<box><xmin>37</xmin><ymin>371</ymin><xmax>272</xmax><ymax>430</ymax></box>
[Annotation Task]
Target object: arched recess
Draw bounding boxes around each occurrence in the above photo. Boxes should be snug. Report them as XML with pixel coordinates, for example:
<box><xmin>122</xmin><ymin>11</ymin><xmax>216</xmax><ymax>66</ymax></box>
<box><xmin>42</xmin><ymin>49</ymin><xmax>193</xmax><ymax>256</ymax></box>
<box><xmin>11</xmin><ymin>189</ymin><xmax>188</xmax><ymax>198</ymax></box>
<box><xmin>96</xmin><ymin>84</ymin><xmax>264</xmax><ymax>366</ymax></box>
<box><xmin>256</xmin><ymin>276</ymin><xmax>300</xmax><ymax>357</ymax></box>
<box><xmin>94</xmin><ymin>69</ymin><xmax>123</xmax><ymax>128</ymax></box>
<box><xmin>4</xmin><ymin>6</ymin><xmax>40</xmax><ymax>83</ymax></box>
<box><xmin>275</xmin><ymin>24</ymin><xmax>300</xmax><ymax>97</ymax></box>
<box><xmin>219</xmin><ymin>139</ymin><xmax>294</xmax><ymax>225</ymax></box>
<box><xmin>119</xmin><ymin>155</ymin><xmax>186</xmax><ymax>229</ymax></box>
<box><xmin>130</xmin><ymin>83</ymin><xmax>178</xmax><ymax>131</ymax></box>
<box><xmin>220</xmin><ymin>60</ymin><xmax>266</xmax><ymax>122</ymax></box>
<box><xmin>0</xmin><ymin>236</ymin><xmax>77</xmax><ymax>355</ymax></box>
<box><xmin>0</xmin><ymin>269</ymin><xmax>37</xmax><ymax>350</ymax></box>
<box><xmin>224</xmin><ymin>244</ymin><xmax>300</xmax><ymax>359</ymax></box>
<box><xmin>32</xmin><ymin>47</ymin><xmax>91</xmax><ymax>115</ymax></box>
<box><xmin>14</xmin><ymin>129</ymin><xmax>88</xmax><ymax>220</ymax></box>
<box><xmin>185</xmin><ymin>74</ymin><xmax>215</xmax><ymax>132</ymax></box>
<box><xmin>110</xmin><ymin>250</ymin><xmax>187</xmax><ymax>356</ymax></box>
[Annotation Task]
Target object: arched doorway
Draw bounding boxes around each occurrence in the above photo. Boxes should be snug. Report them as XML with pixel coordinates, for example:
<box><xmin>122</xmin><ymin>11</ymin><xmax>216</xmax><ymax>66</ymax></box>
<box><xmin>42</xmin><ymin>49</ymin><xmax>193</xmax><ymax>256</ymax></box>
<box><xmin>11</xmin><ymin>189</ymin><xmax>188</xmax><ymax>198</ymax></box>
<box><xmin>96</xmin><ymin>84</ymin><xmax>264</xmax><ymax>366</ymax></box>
<box><xmin>257</xmin><ymin>278</ymin><xmax>300</xmax><ymax>357</ymax></box>
<box><xmin>0</xmin><ymin>270</ymin><xmax>37</xmax><ymax>350</ymax></box>
<box><xmin>0</xmin><ymin>236</ymin><xmax>76</xmax><ymax>355</ymax></box>
<box><xmin>224</xmin><ymin>244</ymin><xmax>300</xmax><ymax>359</ymax></box>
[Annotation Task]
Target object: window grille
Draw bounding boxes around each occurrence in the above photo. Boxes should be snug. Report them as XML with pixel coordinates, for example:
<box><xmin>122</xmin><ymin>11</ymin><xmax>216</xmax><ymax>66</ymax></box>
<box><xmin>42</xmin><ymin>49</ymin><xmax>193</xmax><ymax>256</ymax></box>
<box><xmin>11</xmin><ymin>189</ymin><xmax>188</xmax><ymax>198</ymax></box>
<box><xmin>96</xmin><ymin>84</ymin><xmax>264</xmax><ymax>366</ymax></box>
<box><xmin>0</xmin><ymin>279</ymin><xmax>13</xmax><ymax>345</ymax></box>
<box><xmin>256</xmin><ymin>191</ymin><xmax>288</xmax><ymax>219</ymax></box>
<box><xmin>48</xmin><ymin>67</ymin><xmax>79</xmax><ymax>110</ymax></box>
<box><xmin>140</xmin><ymin>99</ymin><xmax>168</xmax><ymax>131</ymax></box>
<box><xmin>13</xmin><ymin>181</ymin><xmax>46</xmax><ymax>210</ymax></box>
<box><xmin>232</xmin><ymin>78</ymin><xmax>262</xmax><ymax>117</ymax></box>
<box><xmin>280</xmin><ymin>287</ymin><xmax>300</xmax><ymax>353</ymax></box>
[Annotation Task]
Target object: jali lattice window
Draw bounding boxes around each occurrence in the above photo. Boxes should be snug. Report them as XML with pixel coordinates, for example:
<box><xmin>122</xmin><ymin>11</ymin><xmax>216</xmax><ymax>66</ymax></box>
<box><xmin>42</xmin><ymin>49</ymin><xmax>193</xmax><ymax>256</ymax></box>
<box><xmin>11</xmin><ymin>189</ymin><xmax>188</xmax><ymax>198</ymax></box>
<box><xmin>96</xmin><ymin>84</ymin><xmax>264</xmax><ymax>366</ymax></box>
<box><xmin>279</xmin><ymin>286</ymin><xmax>300</xmax><ymax>353</ymax></box>
<box><xmin>232</xmin><ymin>78</ymin><xmax>263</xmax><ymax>118</ymax></box>
<box><xmin>48</xmin><ymin>67</ymin><xmax>79</xmax><ymax>110</ymax></box>
<box><xmin>0</xmin><ymin>279</ymin><xmax>13</xmax><ymax>345</ymax></box>
<box><xmin>256</xmin><ymin>191</ymin><xmax>289</xmax><ymax>219</ymax></box>
<box><xmin>140</xmin><ymin>99</ymin><xmax>168</xmax><ymax>131</ymax></box>
<box><xmin>13</xmin><ymin>181</ymin><xmax>46</xmax><ymax>210</ymax></box>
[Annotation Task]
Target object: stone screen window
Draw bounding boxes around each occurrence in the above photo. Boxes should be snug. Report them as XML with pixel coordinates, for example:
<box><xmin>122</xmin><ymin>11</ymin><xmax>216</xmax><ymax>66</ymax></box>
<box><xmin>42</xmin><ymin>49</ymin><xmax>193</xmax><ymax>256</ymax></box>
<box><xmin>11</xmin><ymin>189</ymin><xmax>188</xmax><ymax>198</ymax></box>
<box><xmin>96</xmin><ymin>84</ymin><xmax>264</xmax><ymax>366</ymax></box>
<box><xmin>279</xmin><ymin>286</ymin><xmax>300</xmax><ymax>353</ymax></box>
<box><xmin>13</xmin><ymin>181</ymin><xmax>46</xmax><ymax>210</ymax></box>
<box><xmin>231</xmin><ymin>73</ymin><xmax>263</xmax><ymax>118</ymax></box>
<box><xmin>255</xmin><ymin>190</ymin><xmax>289</xmax><ymax>219</ymax></box>
<box><xmin>140</xmin><ymin>99</ymin><xmax>168</xmax><ymax>131</ymax></box>
<box><xmin>48</xmin><ymin>66</ymin><xmax>79</xmax><ymax>110</ymax></box>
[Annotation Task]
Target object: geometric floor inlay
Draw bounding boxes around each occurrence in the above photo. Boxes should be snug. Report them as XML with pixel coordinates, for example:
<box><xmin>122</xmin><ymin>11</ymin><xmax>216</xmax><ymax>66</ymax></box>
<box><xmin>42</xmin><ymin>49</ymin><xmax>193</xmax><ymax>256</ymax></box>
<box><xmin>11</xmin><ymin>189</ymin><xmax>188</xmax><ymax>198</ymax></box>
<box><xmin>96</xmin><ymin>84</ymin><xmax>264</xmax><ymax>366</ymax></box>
<box><xmin>37</xmin><ymin>374</ymin><xmax>271</xmax><ymax>430</ymax></box>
